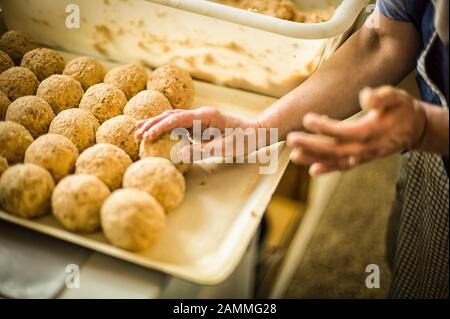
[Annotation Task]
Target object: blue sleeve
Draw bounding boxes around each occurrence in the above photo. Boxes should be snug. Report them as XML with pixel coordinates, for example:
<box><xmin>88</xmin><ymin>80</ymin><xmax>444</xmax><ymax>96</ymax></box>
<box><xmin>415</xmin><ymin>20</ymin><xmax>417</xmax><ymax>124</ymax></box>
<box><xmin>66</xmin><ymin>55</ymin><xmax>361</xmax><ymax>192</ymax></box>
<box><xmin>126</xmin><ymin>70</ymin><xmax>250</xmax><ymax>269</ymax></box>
<box><xmin>376</xmin><ymin>0</ymin><xmax>410</xmax><ymax>21</ymax></box>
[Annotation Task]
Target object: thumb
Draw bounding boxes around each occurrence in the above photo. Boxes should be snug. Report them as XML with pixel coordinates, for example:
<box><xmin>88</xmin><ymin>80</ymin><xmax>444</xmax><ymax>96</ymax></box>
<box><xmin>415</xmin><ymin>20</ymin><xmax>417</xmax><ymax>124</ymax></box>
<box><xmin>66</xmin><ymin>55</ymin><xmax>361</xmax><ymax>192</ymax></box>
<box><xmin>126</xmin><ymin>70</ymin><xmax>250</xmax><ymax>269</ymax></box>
<box><xmin>359</xmin><ymin>86</ymin><xmax>405</xmax><ymax>112</ymax></box>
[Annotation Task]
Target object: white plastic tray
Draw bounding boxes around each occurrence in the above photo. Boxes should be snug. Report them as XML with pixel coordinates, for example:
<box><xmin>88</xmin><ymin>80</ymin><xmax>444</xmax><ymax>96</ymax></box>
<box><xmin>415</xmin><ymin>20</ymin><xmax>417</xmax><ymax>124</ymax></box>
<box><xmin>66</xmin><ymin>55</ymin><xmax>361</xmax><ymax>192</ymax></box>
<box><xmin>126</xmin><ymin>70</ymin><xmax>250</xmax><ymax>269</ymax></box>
<box><xmin>0</xmin><ymin>0</ymin><xmax>363</xmax><ymax>97</ymax></box>
<box><xmin>149</xmin><ymin>0</ymin><xmax>369</xmax><ymax>39</ymax></box>
<box><xmin>0</xmin><ymin>52</ymin><xmax>290</xmax><ymax>285</ymax></box>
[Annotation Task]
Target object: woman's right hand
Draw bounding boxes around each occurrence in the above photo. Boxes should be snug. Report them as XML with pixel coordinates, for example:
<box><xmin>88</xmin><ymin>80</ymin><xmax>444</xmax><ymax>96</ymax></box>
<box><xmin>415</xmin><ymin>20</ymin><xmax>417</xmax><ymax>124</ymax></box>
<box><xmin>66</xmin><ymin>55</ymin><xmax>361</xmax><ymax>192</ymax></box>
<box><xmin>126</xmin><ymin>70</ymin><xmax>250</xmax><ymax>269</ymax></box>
<box><xmin>135</xmin><ymin>106</ymin><xmax>257</xmax><ymax>141</ymax></box>
<box><xmin>134</xmin><ymin>106</ymin><xmax>262</xmax><ymax>160</ymax></box>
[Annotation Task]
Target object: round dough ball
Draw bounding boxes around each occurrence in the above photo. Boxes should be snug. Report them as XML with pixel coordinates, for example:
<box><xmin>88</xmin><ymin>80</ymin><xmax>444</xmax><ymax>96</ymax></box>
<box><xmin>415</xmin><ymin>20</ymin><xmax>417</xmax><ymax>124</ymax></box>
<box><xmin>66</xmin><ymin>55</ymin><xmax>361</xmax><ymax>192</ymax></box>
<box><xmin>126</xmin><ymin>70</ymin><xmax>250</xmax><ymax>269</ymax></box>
<box><xmin>0</xmin><ymin>90</ymin><xmax>11</xmax><ymax>121</ymax></box>
<box><xmin>79</xmin><ymin>83</ymin><xmax>127</xmax><ymax>124</ymax></box>
<box><xmin>147</xmin><ymin>64</ymin><xmax>195</xmax><ymax>109</ymax></box>
<box><xmin>101</xmin><ymin>188</ymin><xmax>165</xmax><ymax>251</ymax></box>
<box><xmin>124</xmin><ymin>90</ymin><xmax>172</xmax><ymax>121</ymax></box>
<box><xmin>49</xmin><ymin>108</ymin><xmax>99</xmax><ymax>152</ymax></box>
<box><xmin>104</xmin><ymin>63</ymin><xmax>147</xmax><ymax>100</ymax></box>
<box><xmin>75</xmin><ymin>143</ymin><xmax>132</xmax><ymax>190</ymax></box>
<box><xmin>0</xmin><ymin>121</ymin><xmax>33</xmax><ymax>164</ymax></box>
<box><xmin>25</xmin><ymin>134</ymin><xmax>79</xmax><ymax>182</ymax></box>
<box><xmin>0</xmin><ymin>30</ymin><xmax>38</xmax><ymax>65</ymax></box>
<box><xmin>0</xmin><ymin>163</ymin><xmax>54</xmax><ymax>218</ymax></box>
<box><xmin>0</xmin><ymin>50</ymin><xmax>14</xmax><ymax>73</ymax></box>
<box><xmin>0</xmin><ymin>156</ymin><xmax>8</xmax><ymax>177</ymax></box>
<box><xmin>96</xmin><ymin>115</ymin><xmax>139</xmax><ymax>161</ymax></box>
<box><xmin>0</xmin><ymin>66</ymin><xmax>39</xmax><ymax>101</ymax></box>
<box><xmin>37</xmin><ymin>74</ymin><xmax>84</xmax><ymax>114</ymax></box>
<box><xmin>5</xmin><ymin>96</ymin><xmax>55</xmax><ymax>138</ymax></box>
<box><xmin>63</xmin><ymin>56</ymin><xmax>106</xmax><ymax>91</ymax></box>
<box><xmin>20</xmin><ymin>48</ymin><xmax>65</xmax><ymax>81</ymax></box>
<box><xmin>140</xmin><ymin>133</ymin><xmax>192</xmax><ymax>174</ymax></box>
<box><xmin>123</xmin><ymin>157</ymin><xmax>185</xmax><ymax>212</ymax></box>
<box><xmin>52</xmin><ymin>174</ymin><xmax>110</xmax><ymax>232</ymax></box>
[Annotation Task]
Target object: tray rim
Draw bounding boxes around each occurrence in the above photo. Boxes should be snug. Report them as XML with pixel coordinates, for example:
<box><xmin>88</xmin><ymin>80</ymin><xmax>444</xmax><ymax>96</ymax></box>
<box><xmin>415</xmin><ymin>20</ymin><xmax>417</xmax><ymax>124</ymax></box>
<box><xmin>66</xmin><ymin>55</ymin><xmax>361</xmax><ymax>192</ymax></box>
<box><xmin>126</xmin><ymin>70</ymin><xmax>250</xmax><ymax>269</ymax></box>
<box><xmin>0</xmin><ymin>145</ymin><xmax>290</xmax><ymax>285</ymax></box>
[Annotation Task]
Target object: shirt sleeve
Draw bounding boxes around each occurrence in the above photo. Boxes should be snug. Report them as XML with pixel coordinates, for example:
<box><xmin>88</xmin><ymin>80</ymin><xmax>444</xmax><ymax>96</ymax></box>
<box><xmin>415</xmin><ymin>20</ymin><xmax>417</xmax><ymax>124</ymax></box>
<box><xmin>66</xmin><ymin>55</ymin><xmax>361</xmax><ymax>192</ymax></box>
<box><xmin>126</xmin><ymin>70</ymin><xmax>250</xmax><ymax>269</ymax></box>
<box><xmin>376</xmin><ymin>0</ymin><xmax>410</xmax><ymax>21</ymax></box>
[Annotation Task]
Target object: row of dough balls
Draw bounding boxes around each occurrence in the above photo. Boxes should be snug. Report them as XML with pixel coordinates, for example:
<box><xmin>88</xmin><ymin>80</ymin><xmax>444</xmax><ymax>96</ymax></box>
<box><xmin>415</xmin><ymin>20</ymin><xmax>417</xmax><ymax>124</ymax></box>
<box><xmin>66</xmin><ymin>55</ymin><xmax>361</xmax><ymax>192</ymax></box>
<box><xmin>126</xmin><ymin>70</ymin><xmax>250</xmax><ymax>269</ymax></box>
<box><xmin>0</xmin><ymin>30</ymin><xmax>196</xmax><ymax>251</ymax></box>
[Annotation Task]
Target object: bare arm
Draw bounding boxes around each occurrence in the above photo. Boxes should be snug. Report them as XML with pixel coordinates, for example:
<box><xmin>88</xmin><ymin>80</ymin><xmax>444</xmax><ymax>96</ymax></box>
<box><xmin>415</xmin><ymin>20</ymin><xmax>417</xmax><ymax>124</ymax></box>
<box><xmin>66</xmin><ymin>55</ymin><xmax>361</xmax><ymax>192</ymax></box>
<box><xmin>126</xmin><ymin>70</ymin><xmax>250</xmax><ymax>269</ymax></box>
<box><xmin>256</xmin><ymin>10</ymin><xmax>421</xmax><ymax>139</ymax></box>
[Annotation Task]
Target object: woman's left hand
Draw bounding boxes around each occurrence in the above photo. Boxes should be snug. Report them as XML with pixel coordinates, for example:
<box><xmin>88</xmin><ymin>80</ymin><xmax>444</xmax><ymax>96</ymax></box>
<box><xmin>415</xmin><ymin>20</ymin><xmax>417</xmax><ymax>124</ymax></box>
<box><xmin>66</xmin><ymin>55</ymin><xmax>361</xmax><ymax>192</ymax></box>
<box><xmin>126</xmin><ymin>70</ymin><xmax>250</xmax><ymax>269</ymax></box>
<box><xmin>287</xmin><ymin>86</ymin><xmax>427</xmax><ymax>176</ymax></box>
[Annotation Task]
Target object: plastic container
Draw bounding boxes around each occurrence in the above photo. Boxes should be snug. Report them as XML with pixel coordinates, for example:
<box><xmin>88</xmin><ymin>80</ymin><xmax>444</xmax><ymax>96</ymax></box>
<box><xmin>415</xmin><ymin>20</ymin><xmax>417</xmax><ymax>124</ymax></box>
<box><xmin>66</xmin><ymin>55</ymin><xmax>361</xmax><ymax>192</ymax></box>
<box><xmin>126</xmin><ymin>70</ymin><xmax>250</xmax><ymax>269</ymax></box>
<box><xmin>0</xmin><ymin>0</ymin><xmax>367</xmax><ymax>97</ymax></box>
<box><xmin>150</xmin><ymin>0</ymin><xmax>368</xmax><ymax>39</ymax></box>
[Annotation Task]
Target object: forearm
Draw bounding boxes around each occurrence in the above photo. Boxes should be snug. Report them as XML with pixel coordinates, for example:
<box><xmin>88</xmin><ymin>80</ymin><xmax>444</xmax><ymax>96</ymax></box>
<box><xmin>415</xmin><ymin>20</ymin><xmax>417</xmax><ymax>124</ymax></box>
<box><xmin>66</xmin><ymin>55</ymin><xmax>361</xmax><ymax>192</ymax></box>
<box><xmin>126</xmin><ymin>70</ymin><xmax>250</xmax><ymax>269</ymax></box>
<box><xmin>416</xmin><ymin>102</ymin><xmax>449</xmax><ymax>156</ymax></box>
<box><xmin>255</xmin><ymin>11</ymin><xmax>420</xmax><ymax>140</ymax></box>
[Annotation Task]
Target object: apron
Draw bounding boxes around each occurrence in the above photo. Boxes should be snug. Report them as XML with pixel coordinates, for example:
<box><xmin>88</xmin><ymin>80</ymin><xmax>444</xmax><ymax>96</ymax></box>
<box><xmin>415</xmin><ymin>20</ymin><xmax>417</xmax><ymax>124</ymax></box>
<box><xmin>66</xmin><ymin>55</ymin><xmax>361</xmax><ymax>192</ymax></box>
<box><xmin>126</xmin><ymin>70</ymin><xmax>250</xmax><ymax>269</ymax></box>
<box><xmin>386</xmin><ymin>2</ymin><xmax>449</xmax><ymax>298</ymax></box>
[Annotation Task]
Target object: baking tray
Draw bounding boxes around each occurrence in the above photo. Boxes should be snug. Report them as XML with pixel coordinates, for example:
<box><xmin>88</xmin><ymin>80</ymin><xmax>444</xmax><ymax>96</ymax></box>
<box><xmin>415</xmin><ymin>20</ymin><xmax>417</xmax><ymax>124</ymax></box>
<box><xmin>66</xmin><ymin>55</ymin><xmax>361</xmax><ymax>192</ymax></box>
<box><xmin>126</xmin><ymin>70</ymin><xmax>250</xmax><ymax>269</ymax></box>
<box><xmin>0</xmin><ymin>0</ymin><xmax>359</xmax><ymax>97</ymax></box>
<box><xmin>0</xmin><ymin>52</ymin><xmax>290</xmax><ymax>285</ymax></box>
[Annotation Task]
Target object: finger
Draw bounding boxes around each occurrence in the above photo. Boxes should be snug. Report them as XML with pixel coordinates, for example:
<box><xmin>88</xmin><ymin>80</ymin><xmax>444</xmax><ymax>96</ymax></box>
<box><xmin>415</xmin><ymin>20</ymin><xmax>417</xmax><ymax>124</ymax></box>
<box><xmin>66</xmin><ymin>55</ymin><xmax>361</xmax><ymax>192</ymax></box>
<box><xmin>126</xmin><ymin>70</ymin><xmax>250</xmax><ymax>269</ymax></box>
<box><xmin>287</xmin><ymin>132</ymin><xmax>367</xmax><ymax>158</ymax></box>
<box><xmin>289</xmin><ymin>148</ymin><xmax>338</xmax><ymax>166</ymax></box>
<box><xmin>135</xmin><ymin>110</ymin><xmax>184</xmax><ymax>140</ymax></box>
<box><xmin>359</xmin><ymin>86</ymin><xmax>408</xmax><ymax>111</ymax></box>
<box><xmin>302</xmin><ymin>113</ymin><xmax>377</xmax><ymax>142</ymax></box>
<box><xmin>144</xmin><ymin>112</ymin><xmax>201</xmax><ymax>142</ymax></box>
<box><xmin>309</xmin><ymin>163</ymin><xmax>340</xmax><ymax>176</ymax></box>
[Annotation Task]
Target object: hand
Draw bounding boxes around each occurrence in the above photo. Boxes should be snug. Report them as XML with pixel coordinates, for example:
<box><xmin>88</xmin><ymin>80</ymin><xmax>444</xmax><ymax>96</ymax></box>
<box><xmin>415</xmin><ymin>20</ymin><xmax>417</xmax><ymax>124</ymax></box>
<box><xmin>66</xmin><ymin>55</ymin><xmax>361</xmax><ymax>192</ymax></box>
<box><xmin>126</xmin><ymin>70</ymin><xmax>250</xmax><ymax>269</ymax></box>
<box><xmin>135</xmin><ymin>106</ymin><xmax>260</xmax><ymax>160</ymax></box>
<box><xmin>287</xmin><ymin>86</ymin><xmax>427</xmax><ymax>176</ymax></box>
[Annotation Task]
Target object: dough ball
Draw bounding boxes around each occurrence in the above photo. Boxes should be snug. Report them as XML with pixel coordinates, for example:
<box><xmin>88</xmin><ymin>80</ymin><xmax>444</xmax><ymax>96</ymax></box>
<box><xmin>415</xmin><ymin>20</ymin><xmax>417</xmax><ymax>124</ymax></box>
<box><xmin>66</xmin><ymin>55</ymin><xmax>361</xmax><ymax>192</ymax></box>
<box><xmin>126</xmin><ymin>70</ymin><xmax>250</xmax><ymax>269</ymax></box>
<box><xmin>101</xmin><ymin>188</ymin><xmax>165</xmax><ymax>251</ymax></box>
<box><xmin>147</xmin><ymin>64</ymin><xmax>195</xmax><ymax>109</ymax></box>
<box><xmin>0</xmin><ymin>121</ymin><xmax>33</xmax><ymax>164</ymax></box>
<box><xmin>123</xmin><ymin>157</ymin><xmax>185</xmax><ymax>212</ymax></box>
<box><xmin>25</xmin><ymin>134</ymin><xmax>79</xmax><ymax>182</ymax></box>
<box><xmin>0</xmin><ymin>90</ymin><xmax>11</xmax><ymax>121</ymax></box>
<box><xmin>37</xmin><ymin>74</ymin><xmax>84</xmax><ymax>114</ymax></box>
<box><xmin>104</xmin><ymin>63</ymin><xmax>147</xmax><ymax>100</ymax></box>
<box><xmin>0</xmin><ymin>50</ymin><xmax>14</xmax><ymax>73</ymax></box>
<box><xmin>75</xmin><ymin>143</ymin><xmax>132</xmax><ymax>190</ymax></box>
<box><xmin>52</xmin><ymin>174</ymin><xmax>110</xmax><ymax>232</ymax></box>
<box><xmin>140</xmin><ymin>133</ymin><xmax>192</xmax><ymax>174</ymax></box>
<box><xmin>0</xmin><ymin>156</ymin><xmax>8</xmax><ymax>177</ymax></box>
<box><xmin>0</xmin><ymin>30</ymin><xmax>38</xmax><ymax>64</ymax></box>
<box><xmin>0</xmin><ymin>66</ymin><xmax>39</xmax><ymax>101</ymax></box>
<box><xmin>20</xmin><ymin>48</ymin><xmax>65</xmax><ymax>81</ymax></box>
<box><xmin>5</xmin><ymin>96</ymin><xmax>55</xmax><ymax>138</ymax></box>
<box><xmin>79</xmin><ymin>83</ymin><xmax>127</xmax><ymax>124</ymax></box>
<box><xmin>63</xmin><ymin>56</ymin><xmax>106</xmax><ymax>91</ymax></box>
<box><xmin>96</xmin><ymin>115</ymin><xmax>139</xmax><ymax>161</ymax></box>
<box><xmin>0</xmin><ymin>163</ymin><xmax>54</xmax><ymax>218</ymax></box>
<box><xmin>49</xmin><ymin>108</ymin><xmax>99</xmax><ymax>152</ymax></box>
<box><xmin>124</xmin><ymin>90</ymin><xmax>172</xmax><ymax>121</ymax></box>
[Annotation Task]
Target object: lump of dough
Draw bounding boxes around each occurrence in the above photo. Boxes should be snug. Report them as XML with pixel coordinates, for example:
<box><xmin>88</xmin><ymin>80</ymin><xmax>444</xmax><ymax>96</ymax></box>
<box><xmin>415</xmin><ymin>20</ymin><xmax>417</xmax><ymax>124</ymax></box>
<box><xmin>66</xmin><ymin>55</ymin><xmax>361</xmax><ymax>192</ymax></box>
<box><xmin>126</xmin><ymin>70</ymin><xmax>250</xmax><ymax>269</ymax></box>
<box><xmin>96</xmin><ymin>115</ymin><xmax>139</xmax><ymax>161</ymax></box>
<box><xmin>0</xmin><ymin>66</ymin><xmax>39</xmax><ymax>101</ymax></box>
<box><xmin>63</xmin><ymin>56</ymin><xmax>106</xmax><ymax>91</ymax></box>
<box><xmin>75</xmin><ymin>143</ymin><xmax>132</xmax><ymax>190</ymax></box>
<box><xmin>0</xmin><ymin>50</ymin><xmax>14</xmax><ymax>73</ymax></box>
<box><xmin>0</xmin><ymin>156</ymin><xmax>8</xmax><ymax>177</ymax></box>
<box><xmin>0</xmin><ymin>30</ymin><xmax>38</xmax><ymax>64</ymax></box>
<box><xmin>239</xmin><ymin>0</ymin><xmax>297</xmax><ymax>20</ymax></box>
<box><xmin>49</xmin><ymin>108</ymin><xmax>99</xmax><ymax>152</ymax></box>
<box><xmin>37</xmin><ymin>74</ymin><xmax>84</xmax><ymax>114</ymax></box>
<box><xmin>5</xmin><ymin>96</ymin><xmax>55</xmax><ymax>138</ymax></box>
<box><xmin>101</xmin><ymin>188</ymin><xmax>166</xmax><ymax>251</ymax></box>
<box><xmin>20</xmin><ymin>48</ymin><xmax>65</xmax><ymax>81</ymax></box>
<box><xmin>0</xmin><ymin>163</ymin><xmax>54</xmax><ymax>218</ymax></box>
<box><xmin>25</xmin><ymin>134</ymin><xmax>79</xmax><ymax>182</ymax></box>
<box><xmin>104</xmin><ymin>63</ymin><xmax>147</xmax><ymax>100</ymax></box>
<box><xmin>0</xmin><ymin>121</ymin><xmax>33</xmax><ymax>164</ymax></box>
<box><xmin>147</xmin><ymin>64</ymin><xmax>195</xmax><ymax>109</ymax></box>
<box><xmin>52</xmin><ymin>174</ymin><xmax>110</xmax><ymax>232</ymax></box>
<box><xmin>140</xmin><ymin>133</ymin><xmax>192</xmax><ymax>174</ymax></box>
<box><xmin>123</xmin><ymin>157</ymin><xmax>185</xmax><ymax>212</ymax></box>
<box><xmin>123</xmin><ymin>90</ymin><xmax>172</xmax><ymax>121</ymax></box>
<box><xmin>79</xmin><ymin>83</ymin><xmax>127</xmax><ymax>123</ymax></box>
<box><xmin>0</xmin><ymin>90</ymin><xmax>11</xmax><ymax>121</ymax></box>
